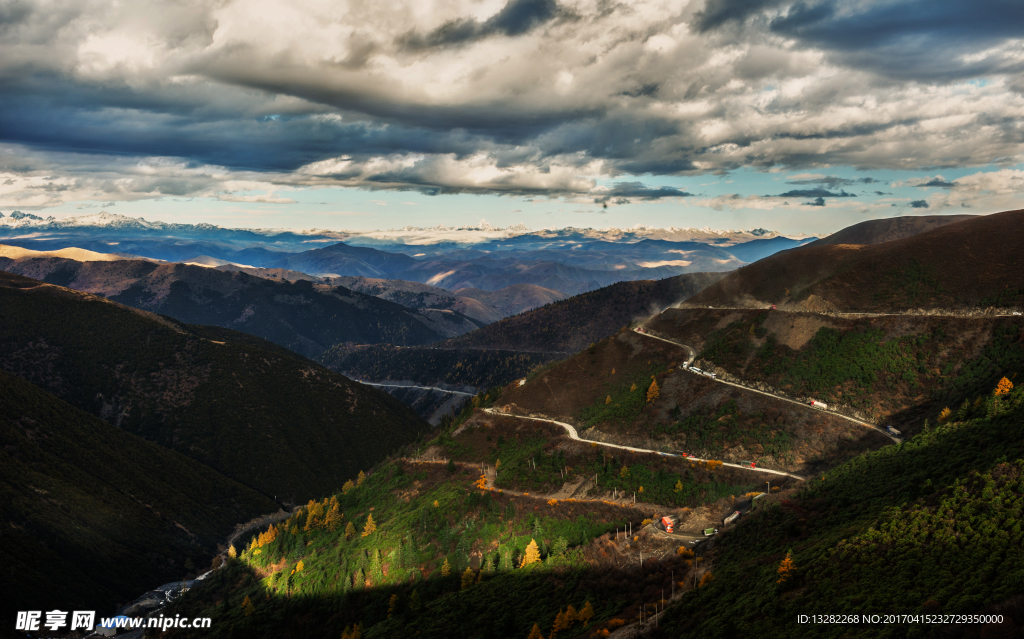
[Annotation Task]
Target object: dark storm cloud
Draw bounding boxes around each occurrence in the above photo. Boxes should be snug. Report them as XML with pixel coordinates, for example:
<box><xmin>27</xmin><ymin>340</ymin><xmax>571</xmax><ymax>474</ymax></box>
<box><xmin>398</xmin><ymin>0</ymin><xmax>563</xmax><ymax>49</ymax></box>
<box><xmin>803</xmin><ymin>196</ymin><xmax>826</xmax><ymax>206</ymax></box>
<box><xmin>693</xmin><ymin>0</ymin><xmax>788</xmax><ymax>32</ymax></box>
<box><xmin>773</xmin><ymin>188</ymin><xmax>855</xmax><ymax>198</ymax></box>
<box><xmin>593</xmin><ymin>182</ymin><xmax>692</xmax><ymax>203</ymax></box>
<box><xmin>910</xmin><ymin>200</ymin><xmax>930</xmax><ymax>208</ymax></box>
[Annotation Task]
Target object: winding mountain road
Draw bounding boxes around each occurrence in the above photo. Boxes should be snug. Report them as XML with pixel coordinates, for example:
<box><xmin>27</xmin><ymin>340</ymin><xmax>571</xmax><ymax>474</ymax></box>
<box><xmin>358</xmin><ymin>381</ymin><xmax>474</xmax><ymax>396</ymax></box>
<box><xmin>633</xmin><ymin>327</ymin><xmax>902</xmax><ymax>444</ymax></box>
<box><xmin>482</xmin><ymin>408</ymin><xmax>805</xmax><ymax>480</ymax></box>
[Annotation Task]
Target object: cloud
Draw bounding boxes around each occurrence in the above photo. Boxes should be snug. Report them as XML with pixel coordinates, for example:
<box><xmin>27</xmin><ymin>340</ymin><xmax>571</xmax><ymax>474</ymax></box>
<box><xmin>773</xmin><ymin>188</ymin><xmax>855</xmax><ymax>198</ymax></box>
<box><xmin>0</xmin><ymin>0</ymin><xmax>1021</xmax><ymax>208</ymax></box>
<box><xmin>803</xmin><ymin>196</ymin><xmax>826</xmax><ymax>206</ymax></box>
<box><xmin>918</xmin><ymin>177</ymin><xmax>957</xmax><ymax>188</ymax></box>
<box><xmin>910</xmin><ymin>200</ymin><xmax>930</xmax><ymax>208</ymax></box>
<box><xmin>786</xmin><ymin>174</ymin><xmax>879</xmax><ymax>188</ymax></box>
<box><xmin>398</xmin><ymin>0</ymin><xmax>564</xmax><ymax>49</ymax></box>
<box><xmin>593</xmin><ymin>182</ymin><xmax>692</xmax><ymax>204</ymax></box>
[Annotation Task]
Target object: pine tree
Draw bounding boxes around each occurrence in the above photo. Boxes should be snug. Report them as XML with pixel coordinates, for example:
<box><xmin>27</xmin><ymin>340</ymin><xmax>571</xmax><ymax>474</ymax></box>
<box><xmin>362</xmin><ymin>514</ymin><xmax>377</xmax><ymax>537</ymax></box>
<box><xmin>674</xmin><ymin>479</ymin><xmax>684</xmax><ymax>493</ymax></box>
<box><xmin>441</xmin><ymin>557</ymin><xmax>451</xmax><ymax>577</ymax></box>
<box><xmin>410</xmin><ymin>589</ymin><xmax>422</xmax><ymax>611</ymax></box>
<box><xmin>995</xmin><ymin>377</ymin><xmax>1014</xmax><ymax>396</ymax></box>
<box><xmin>228</xmin><ymin>545</ymin><xmax>237</xmax><ymax>559</ymax></box>
<box><xmin>461</xmin><ymin>567</ymin><xmax>475</xmax><ymax>589</ymax></box>
<box><xmin>551</xmin><ymin>609</ymin><xmax>570</xmax><ymax>637</ymax></box>
<box><xmin>938</xmin><ymin>407</ymin><xmax>952</xmax><ymax>423</ymax></box>
<box><xmin>521</xmin><ymin>539</ymin><xmax>541</xmax><ymax>567</ymax></box>
<box><xmin>630</xmin><ymin>383</ymin><xmax>637</xmax><ymax>392</ymax></box>
<box><xmin>777</xmin><ymin>550</ymin><xmax>796</xmax><ymax>584</ymax></box>
<box><xmin>565</xmin><ymin>605</ymin><xmax>578</xmax><ymax>624</ymax></box>
<box><xmin>578</xmin><ymin>601</ymin><xmax>594</xmax><ymax>626</ymax></box>
<box><xmin>345</xmin><ymin>521</ymin><xmax>356</xmax><ymax>540</ymax></box>
<box><xmin>620</xmin><ymin>465</ymin><xmax>629</xmax><ymax>477</ymax></box>
<box><xmin>342</xmin><ymin>479</ymin><xmax>355</xmax><ymax>494</ymax></box>
<box><xmin>295</xmin><ymin>559</ymin><xmax>304</xmax><ymax>573</ymax></box>
<box><xmin>527</xmin><ymin>623</ymin><xmax>544</xmax><ymax>639</ymax></box>
<box><xmin>605</xmin><ymin>395</ymin><xmax>612</xmax><ymax>405</ymax></box>
<box><xmin>241</xmin><ymin>595</ymin><xmax>254</xmax><ymax>617</ymax></box>
<box><xmin>357</xmin><ymin>470</ymin><xmax>367</xmax><ymax>485</ymax></box>
<box><xmin>433</xmin><ymin>499</ymin><xmax>440</xmax><ymax>508</ymax></box>
<box><xmin>647</xmin><ymin>378</ymin><xmax>660</xmax><ymax>403</ymax></box>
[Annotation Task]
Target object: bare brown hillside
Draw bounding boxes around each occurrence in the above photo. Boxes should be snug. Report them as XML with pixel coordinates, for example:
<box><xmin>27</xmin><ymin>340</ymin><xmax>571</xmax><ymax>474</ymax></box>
<box><xmin>806</xmin><ymin>214</ymin><xmax>975</xmax><ymax>247</ymax></box>
<box><xmin>688</xmin><ymin>209</ymin><xmax>1024</xmax><ymax>311</ymax></box>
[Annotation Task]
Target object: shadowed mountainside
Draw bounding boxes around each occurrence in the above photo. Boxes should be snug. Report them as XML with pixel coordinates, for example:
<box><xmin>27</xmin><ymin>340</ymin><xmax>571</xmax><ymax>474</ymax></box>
<box><xmin>0</xmin><ymin>369</ymin><xmax>278</xmax><ymax>619</ymax></box>
<box><xmin>806</xmin><ymin>214</ymin><xmax>975</xmax><ymax>247</ymax></box>
<box><xmin>0</xmin><ymin>271</ymin><xmax>432</xmax><ymax>503</ymax></box>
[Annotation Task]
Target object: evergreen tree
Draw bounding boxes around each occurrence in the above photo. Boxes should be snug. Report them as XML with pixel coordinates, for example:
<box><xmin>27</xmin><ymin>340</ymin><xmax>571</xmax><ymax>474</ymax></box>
<box><xmin>345</xmin><ymin>521</ymin><xmax>356</xmax><ymax>540</ymax></box>
<box><xmin>461</xmin><ymin>567</ymin><xmax>475</xmax><ymax>589</ymax></box>
<box><xmin>387</xmin><ymin>594</ymin><xmax>399</xmax><ymax>618</ymax></box>
<box><xmin>527</xmin><ymin>623</ymin><xmax>544</xmax><ymax>639</ymax></box>
<box><xmin>410</xmin><ymin>589</ymin><xmax>421</xmax><ymax>612</ymax></box>
<box><xmin>521</xmin><ymin>539</ymin><xmax>541</xmax><ymax>567</ymax></box>
<box><xmin>227</xmin><ymin>545</ymin><xmax>237</xmax><ymax>559</ymax></box>
<box><xmin>324</xmin><ymin>502</ymin><xmax>342</xmax><ymax>531</ymax></box>
<box><xmin>357</xmin><ymin>470</ymin><xmax>367</xmax><ymax>486</ymax></box>
<box><xmin>241</xmin><ymin>595</ymin><xmax>254</xmax><ymax>617</ymax></box>
<box><xmin>342</xmin><ymin>479</ymin><xmax>355</xmax><ymax>494</ymax></box>
<box><xmin>441</xmin><ymin>557</ymin><xmax>451</xmax><ymax>577</ymax></box>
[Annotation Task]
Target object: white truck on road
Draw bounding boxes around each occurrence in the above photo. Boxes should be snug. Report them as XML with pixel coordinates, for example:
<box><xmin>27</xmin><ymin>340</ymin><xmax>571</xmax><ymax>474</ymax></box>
<box><xmin>809</xmin><ymin>399</ymin><xmax>829</xmax><ymax>410</ymax></box>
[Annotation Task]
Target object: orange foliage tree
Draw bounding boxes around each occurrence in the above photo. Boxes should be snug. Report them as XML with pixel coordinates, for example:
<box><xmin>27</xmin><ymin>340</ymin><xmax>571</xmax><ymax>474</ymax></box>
<box><xmin>777</xmin><ymin>550</ymin><xmax>796</xmax><ymax>584</ymax></box>
<box><xmin>995</xmin><ymin>377</ymin><xmax>1014</xmax><ymax>396</ymax></box>
<box><xmin>647</xmin><ymin>378</ymin><xmax>660</xmax><ymax>402</ymax></box>
<box><xmin>361</xmin><ymin>514</ymin><xmax>377</xmax><ymax>537</ymax></box>
<box><xmin>521</xmin><ymin>539</ymin><xmax>541</xmax><ymax>567</ymax></box>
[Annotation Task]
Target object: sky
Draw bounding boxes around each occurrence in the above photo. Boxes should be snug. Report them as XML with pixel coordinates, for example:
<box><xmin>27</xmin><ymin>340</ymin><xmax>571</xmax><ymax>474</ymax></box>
<box><xmin>0</xmin><ymin>0</ymin><xmax>1022</xmax><ymax>235</ymax></box>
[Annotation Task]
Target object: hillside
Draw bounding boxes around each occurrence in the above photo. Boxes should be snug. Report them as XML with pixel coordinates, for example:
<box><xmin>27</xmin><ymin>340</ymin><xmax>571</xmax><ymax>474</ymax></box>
<box><xmin>0</xmin><ymin>370</ymin><xmax>278</xmax><ymax>618</ymax></box>
<box><xmin>454</xmin><ymin>283</ymin><xmax>567</xmax><ymax>317</ymax></box>
<box><xmin>157</xmin><ymin>369</ymin><xmax>1024</xmax><ymax>639</ymax></box>
<box><xmin>319</xmin><ymin>343</ymin><xmax>556</xmax><ymax>390</ymax></box>
<box><xmin>807</xmin><ymin>214</ymin><xmax>975</xmax><ymax>247</ymax></box>
<box><xmin>687</xmin><ymin>209</ymin><xmax>1024</xmax><ymax>312</ymax></box>
<box><xmin>496</xmin><ymin>326</ymin><xmax>890</xmax><ymax>474</ymax></box>
<box><xmin>444</xmin><ymin>272</ymin><xmax>728</xmax><ymax>353</ymax></box>
<box><xmin>0</xmin><ymin>254</ymin><xmax>472</xmax><ymax>357</ymax></box>
<box><xmin>654</xmin><ymin>380</ymin><xmax>1024</xmax><ymax>638</ymax></box>
<box><xmin>328</xmin><ymin>276</ymin><xmax>506</xmax><ymax>324</ymax></box>
<box><xmin>0</xmin><ymin>272</ymin><xmax>431</xmax><ymax>503</ymax></box>
<box><xmin>646</xmin><ymin>308</ymin><xmax>1024</xmax><ymax>429</ymax></box>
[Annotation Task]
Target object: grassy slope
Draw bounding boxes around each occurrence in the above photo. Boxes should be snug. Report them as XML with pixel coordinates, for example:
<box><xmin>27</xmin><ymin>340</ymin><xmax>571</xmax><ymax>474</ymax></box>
<box><xmin>653</xmin><ymin>383</ymin><xmax>1024</xmax><ymax>639</ymax></box>
<box><xmin>0</xmin><ymin>370</ymin><xmax>278</xmax><ymax>617</ymax></box>
<box><xmin>650</xmin><ymin>309</ymin><xmax>1024</xmax><ymax>429</ymax></box>
<box><xmin>0</xmin><ymin>272</ymin><xmax>431</xmax><ymax>503</ymax></box>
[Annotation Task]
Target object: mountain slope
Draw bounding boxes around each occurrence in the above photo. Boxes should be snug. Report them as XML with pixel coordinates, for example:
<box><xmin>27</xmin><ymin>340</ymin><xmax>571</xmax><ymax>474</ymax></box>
<box><xmin>453</xmin><ymin>283</ymin><xmax>567</xmax><ymax>317</ymax></box>
<box><xmin>688</xmin><ymin>209</ymin><xmax>1024</xmax><ymax>311</ymax></box>
<box><xmin>0</xmin><ymin>369</ymin><xmax>278</xmax><ymax>617</ymax></box>
<box><xmin>444</xmin><ymin>272</ymin><xmax>728</xmax><ymax>353</ymax></box>
<box><xmin>328</xmin><ymin>276</ymin><xmax>507</xmax><ymax>324</ymax></box>
<box><xmin>0</xmin><ymin>272</ymin><xmax>432</xmax><ymax>503</ymax></box>
<box><xmin>266</xmin><ymin>242</ymin><xmax>420</xmax><ymax>276</ymax></box>
<box><xmin>807</xmin><ymin>214</ymin><xmax>975</xmax><ymax>247</ymax></box>
<box><xmin>0</xmin><ymin>255</ymin><xmax>463</xmax><ymax>357</ymax></box>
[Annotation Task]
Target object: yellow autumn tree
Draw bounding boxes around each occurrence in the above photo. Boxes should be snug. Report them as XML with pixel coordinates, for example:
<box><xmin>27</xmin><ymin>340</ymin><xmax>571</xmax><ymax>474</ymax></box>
<box><xmin>578</xmin><ymin>601</ymin><xmax>594</xmax><ymax>626</ymax></box>
<box><xmin>387</xmin><ymin>594</ymin><xmax>399</xmax><ymax>618</ymax></box>
<box><xmin>699</xmin><ymin>572</ymin><xmax>714</xmax><ymax>587</ymax></box>
<box><xmin>461</xmin><ymin>567</ymin><xmax>475</xmax><ymax>589</ymax></box>
<box><xmin>324</xmin><ymin>502</ymin><xmax>342</xmax><ymax>531</ymax></box>
<box><xmin>995</xmin><ymin>377</ymin><xmax>1014</xmax><ymax>396</ymax></box>
<box><xmin>345</xmin><ymin>521</ymin><xmax>356</xmax><ymax>540</ymax></box>
<box><xmin>342</xmin><ymin>479</ymin><xmax>355</xmax><ymax>494</ymax></box>
<box><xmin>551</xmin><ymin>609</ymin><xmax>571</xmax><ymax>637</ymax></box>
<box><xmin>433</xmin><ymin>499</ymin><xmax>440</xmax><ymax>508</ymax></box>
<box><xmin>341</xmin><ymin>623</ymin><xmax>363</xmax><ymax>639</ymax></box>
<box><xmin>620</xmin><ymin>465</ymin><xmax>629</xmax><ymax>477</ymax></box>
<box><xmin>674</xmin><ymin>480</ymin><xmax>683</xmax><ymax>493</ymax></box>
<box><xmin>605</xmin><ymin>395</ymin><xmax>612</xmax><ymax>405</ymax></box>
<box><xmin>228</xmin><ymin>545</ymin><xmax>237</xmax><ymax>559</ymax></box>
<box><xmin>521</xmin><ymin>539</ymin><xmax>541</xmax><ymax>567</ymax></box>
<box><xmin>295</xmin><ymin>559</ymin><xmax>304</xmax><ymax>573</ymax></box>
<box><xmin>527</xmin><ymin>624</ymin><xmax>544</xmax><ymax>639</ymax></box>
<box><xmin>630</xmin><ymin>383</ymin><xmax>637</xmax><ymax>392</ymax></box>
<box><xmin>777</xmin><ymin>551</ymin><xmax>796</xmax><ymax>584</ymax></box>
<box><xmin>241</xmin><ymin>595</ymin><xmax>254</xmax><ymax>617</ymax></box>
<box><xmin>357</xmin><ymin>470</ymin><xmax>367</xmax><ymax>486</ymax></box>
<box><xmin>938</xmin><ymin>407</ymin><xmax>952</xmax><ymax>423</ymax></box>
<box><xmin>441</xmin><ymin>558</ymin><xmax>451</xmax><ymax>577</ymax></box>
<box><xmin>647</xmin><ymin>378</ymin><xmax>660</xmax><ymax>402</ymax></box>
<box><xmin>362</xmin><ymin>514</ymin><xmax>377</xmax><ymax>537</ymax></box>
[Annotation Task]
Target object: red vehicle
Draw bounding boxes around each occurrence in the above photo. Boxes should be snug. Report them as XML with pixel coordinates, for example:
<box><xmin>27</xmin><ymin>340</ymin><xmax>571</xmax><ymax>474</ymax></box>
<box><xmin>660</xmin><ymin>516</ymin><xmax>676</xmax><ymax>534</ymax></box>
<box><xmin>770</xmin><ymin>304</ymin><xmax>777</xmax><ymax>310</ymax></box>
